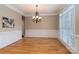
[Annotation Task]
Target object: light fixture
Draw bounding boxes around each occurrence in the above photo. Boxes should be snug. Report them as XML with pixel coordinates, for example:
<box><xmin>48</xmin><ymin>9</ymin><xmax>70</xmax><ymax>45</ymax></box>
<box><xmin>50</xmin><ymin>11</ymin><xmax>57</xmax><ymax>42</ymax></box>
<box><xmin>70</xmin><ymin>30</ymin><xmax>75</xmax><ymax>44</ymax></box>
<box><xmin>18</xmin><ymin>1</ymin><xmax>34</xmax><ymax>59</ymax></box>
<box><xmin>32</xmin><ymin>5</ymin><xmax>42</xmax><ymax>23</ymax></box>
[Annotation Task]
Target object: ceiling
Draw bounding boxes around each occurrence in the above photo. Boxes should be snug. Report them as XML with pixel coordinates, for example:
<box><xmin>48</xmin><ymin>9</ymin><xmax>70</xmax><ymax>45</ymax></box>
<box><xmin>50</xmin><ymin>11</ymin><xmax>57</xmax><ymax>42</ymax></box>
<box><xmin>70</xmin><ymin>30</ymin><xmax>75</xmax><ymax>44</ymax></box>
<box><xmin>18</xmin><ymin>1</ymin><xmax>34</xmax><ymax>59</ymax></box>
<box><xmin>5</xmin><ymin>4</ymin><xmax>66</xmax><ymax>16</ymax></box>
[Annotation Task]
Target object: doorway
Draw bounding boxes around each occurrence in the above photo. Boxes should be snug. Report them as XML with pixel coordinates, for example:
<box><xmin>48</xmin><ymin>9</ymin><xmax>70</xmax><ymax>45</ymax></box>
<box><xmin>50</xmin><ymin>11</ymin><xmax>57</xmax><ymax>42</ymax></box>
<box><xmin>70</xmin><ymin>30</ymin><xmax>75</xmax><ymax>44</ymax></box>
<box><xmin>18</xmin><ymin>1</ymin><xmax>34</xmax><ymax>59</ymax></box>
<box><xmin>22</xmin><ymin>16</ymin><xmax>25</xmax><ymax>38</ymax></box>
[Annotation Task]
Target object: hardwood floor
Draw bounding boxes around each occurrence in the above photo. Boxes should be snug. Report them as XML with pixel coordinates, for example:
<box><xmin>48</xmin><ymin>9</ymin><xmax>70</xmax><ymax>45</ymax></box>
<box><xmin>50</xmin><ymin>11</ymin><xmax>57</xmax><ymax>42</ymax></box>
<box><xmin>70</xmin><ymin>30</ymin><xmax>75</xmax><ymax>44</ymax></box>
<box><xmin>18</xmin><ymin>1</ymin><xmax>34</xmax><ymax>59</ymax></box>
<box><xmin>0</xmin><ymin>37</ymin><xmax>70</xmax><ymax>54</ymax></box>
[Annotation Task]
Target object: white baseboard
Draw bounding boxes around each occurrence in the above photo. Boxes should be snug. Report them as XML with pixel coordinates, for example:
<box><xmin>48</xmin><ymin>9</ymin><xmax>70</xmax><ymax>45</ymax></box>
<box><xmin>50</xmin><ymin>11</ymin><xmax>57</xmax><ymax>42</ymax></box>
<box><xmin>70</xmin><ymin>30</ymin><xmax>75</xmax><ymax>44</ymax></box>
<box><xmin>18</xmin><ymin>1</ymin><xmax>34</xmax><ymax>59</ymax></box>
<box><xmin>25</xmin><ymin>30</ymin><xmax>58</xmax><ymax>38</ymax></box>
<box><xmin>0</xmin><ymin>30</ymin><xmax>22</xmax><ymax>48</ymax></box>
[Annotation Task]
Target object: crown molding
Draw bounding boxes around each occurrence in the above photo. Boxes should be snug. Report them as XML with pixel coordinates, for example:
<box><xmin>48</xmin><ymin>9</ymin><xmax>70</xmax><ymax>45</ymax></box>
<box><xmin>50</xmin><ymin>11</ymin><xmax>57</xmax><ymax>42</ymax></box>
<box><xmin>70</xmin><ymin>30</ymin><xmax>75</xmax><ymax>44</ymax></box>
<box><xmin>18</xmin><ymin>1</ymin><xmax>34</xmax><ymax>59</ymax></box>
<box><xmin>4</xmin><ymin>4</ymin><xmax>58</xmax><ymax>17</ymax></box>
<box><xmin>4</xmin><ymin>4</ymin><xmax>26</xmax><ymax>16</ymax></box>
<box><xmin>25</xmin><ymin>13</ymin><xmax>58</xmax><ymax>17</ymax></box>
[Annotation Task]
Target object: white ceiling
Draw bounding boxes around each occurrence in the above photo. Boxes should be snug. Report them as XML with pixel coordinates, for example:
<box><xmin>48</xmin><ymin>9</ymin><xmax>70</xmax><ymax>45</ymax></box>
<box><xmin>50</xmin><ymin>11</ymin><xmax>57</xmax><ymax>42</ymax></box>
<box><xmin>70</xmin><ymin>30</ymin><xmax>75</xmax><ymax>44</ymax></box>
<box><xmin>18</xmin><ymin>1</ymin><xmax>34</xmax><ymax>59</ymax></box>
<box><xmin>5</xmin><ymin>4</ymin><xmax>66</xmax><ymax>16</ymax></box>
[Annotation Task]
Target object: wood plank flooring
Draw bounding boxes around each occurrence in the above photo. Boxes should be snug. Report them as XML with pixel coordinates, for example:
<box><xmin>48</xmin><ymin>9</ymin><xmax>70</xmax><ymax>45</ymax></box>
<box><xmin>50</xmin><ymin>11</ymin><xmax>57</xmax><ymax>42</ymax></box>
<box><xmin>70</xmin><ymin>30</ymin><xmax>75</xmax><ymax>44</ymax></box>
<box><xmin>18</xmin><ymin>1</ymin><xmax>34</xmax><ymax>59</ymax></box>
<box><xmin>0</xmin><ymin>37</ymin><xmax>70</xmax><ymax>54</ymax></box>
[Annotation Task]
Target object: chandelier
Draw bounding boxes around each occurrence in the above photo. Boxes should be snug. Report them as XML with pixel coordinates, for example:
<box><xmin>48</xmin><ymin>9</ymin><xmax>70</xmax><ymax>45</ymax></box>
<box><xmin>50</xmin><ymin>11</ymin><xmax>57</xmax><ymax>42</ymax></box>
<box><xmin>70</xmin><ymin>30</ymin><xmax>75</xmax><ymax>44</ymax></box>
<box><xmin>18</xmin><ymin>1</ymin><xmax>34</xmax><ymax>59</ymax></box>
<box><xmin>32</xmin><ymin>5</ymin><xmax>42</xmax><ymax>23</ymax></box>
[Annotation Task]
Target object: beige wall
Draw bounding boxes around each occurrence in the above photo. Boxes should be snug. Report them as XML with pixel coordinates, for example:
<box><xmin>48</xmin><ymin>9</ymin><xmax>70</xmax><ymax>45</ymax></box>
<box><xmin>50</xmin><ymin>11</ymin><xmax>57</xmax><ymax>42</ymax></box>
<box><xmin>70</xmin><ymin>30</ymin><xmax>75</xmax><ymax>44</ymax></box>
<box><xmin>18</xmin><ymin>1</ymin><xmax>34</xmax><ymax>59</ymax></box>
<box><xmin>0</xmin><ymin>5</ymin><xmax>22</xmax><ymax>32</ymax></box>
<box><xmin>75</xmin><ymin>5</ymin><xmax>79</xmax><ymax>35</ymax></box>
<box><xmin>25</xmin><ymin>15</ymin><xmax>59</xmax><ymax>30</ymax></box>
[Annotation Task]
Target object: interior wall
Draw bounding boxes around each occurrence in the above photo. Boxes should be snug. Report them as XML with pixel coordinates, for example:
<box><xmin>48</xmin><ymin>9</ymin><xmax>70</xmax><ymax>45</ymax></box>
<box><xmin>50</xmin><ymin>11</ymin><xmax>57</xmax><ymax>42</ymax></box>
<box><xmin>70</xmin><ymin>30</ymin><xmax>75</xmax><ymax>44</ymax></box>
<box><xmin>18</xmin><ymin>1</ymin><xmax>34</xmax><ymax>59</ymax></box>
<box><xmin>75</xmin><ymin>5</ymin><xmax>79</xmax><ymax>35</ymax></box>
<box><xmin>0</xmin><ymin>5</ymin><xmax>22</xmax><ymax>48</ymax></box>
<box><xmin>25</xmin><ymin>15</ymin><xmax>59</xmax><ymax>30</ymax></box>
<box><xmin>74</xmin><ymin>5</ymin><xmax>79</xmax><ymax>52</ymax></box>
<box><xmin>25</xmin><ymin>15</ymin><xmax>59</xmax><ymax>38</ymax></box>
